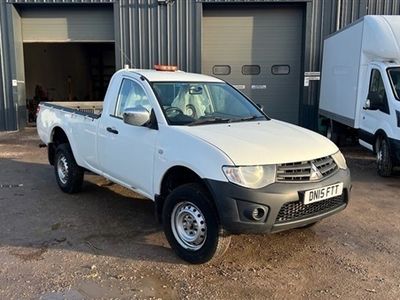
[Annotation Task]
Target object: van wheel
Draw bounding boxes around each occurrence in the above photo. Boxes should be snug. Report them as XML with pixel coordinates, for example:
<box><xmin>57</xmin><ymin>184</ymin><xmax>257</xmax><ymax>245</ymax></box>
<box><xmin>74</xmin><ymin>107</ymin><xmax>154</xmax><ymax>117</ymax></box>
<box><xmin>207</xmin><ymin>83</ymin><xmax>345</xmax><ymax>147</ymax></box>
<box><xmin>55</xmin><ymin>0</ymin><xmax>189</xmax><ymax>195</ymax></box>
<box><xmin>376</xmin><ymin>137</ymin><xmax>393</xmax><ymax>177</ymax></box>
<box><xmin>162</xmin><ymin>183</ymin><xmax>231</xmax><ymax>264</ymax></box>
<box><xmin>326</xmin><ymin>120</ymin><xmax>340</xmax><ymax>145</ymax></box>
<box><xmin>54</xmin><ymin>143</ymin><xmax>84</xmax><ymax>193</ymax></box>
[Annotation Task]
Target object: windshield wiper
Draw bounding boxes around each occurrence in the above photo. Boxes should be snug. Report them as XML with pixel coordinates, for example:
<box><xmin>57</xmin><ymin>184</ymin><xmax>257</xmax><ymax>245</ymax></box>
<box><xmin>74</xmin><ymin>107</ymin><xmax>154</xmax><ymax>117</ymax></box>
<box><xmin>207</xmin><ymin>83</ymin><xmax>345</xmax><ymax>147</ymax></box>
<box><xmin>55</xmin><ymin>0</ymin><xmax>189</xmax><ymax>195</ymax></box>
<box><xmin>188</xmin><ymin>117</ymin><xmax>231</xmax><ymax>126</ymax></box>
<box><xmin>228</xmin><ymin>115</ymin><xmax>264</xmax><ymax>123</ymax></box>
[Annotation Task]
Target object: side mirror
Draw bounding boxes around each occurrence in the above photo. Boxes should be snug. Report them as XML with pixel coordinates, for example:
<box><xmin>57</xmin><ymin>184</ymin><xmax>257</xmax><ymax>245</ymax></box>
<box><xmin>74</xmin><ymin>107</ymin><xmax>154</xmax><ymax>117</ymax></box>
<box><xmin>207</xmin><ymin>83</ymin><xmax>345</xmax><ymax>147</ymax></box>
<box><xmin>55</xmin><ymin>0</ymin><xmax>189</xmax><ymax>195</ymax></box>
<box><xmin>123</xmin><ymin>106</ymin><xmax>150</xmax><ymax>126</ymax></box>
<box><xmin>256</xmin><ymin>103</ymin><xmax>264</xmax><ymax>111</ymax></box>
<box><xmin>365</xmin><ymin>92</ymin><xmax>380</xmax><ymax>110</ymax></box>
<box><xmin>363</xmin><ymin>99</ymin><xmax>371</xmax><ymax>110</ymax></box>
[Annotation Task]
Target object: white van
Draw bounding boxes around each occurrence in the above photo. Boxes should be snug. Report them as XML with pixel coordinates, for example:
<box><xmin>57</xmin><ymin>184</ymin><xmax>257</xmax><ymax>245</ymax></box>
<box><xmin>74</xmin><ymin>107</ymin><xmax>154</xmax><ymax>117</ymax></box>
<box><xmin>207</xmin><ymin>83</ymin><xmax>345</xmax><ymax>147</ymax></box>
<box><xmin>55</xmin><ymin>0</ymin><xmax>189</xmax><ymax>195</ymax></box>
<box><xmin>319</xmin><ymin>15</ymin><xmax>400</xmax><ymax>176</ymax></box>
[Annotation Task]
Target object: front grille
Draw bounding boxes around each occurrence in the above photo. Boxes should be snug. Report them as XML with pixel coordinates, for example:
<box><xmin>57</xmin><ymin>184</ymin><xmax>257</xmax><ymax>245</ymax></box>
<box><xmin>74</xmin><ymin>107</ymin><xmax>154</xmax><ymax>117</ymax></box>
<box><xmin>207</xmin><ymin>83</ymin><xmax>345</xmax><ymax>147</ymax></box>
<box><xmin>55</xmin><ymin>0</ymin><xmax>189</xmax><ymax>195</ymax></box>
<box><xmin>275</xmin><ymin>195</ymin><xmax>346</xmax><ymax>224</ymax></box>
<box><xmin>276</xmin><ymin>155</ymin><xmax>338</xmax><ymax>182</ymax></box>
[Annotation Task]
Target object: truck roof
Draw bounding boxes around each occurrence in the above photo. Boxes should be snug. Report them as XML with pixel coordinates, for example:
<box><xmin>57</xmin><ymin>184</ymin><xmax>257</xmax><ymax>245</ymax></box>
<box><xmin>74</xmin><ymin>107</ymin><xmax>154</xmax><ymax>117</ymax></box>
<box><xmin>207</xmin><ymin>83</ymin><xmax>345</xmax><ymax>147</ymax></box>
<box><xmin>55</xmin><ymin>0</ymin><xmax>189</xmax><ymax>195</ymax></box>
<box><xmin>326</xmin><ymin>15</ymin><xmax>400</xmax><ymax>39</ymax></box>
<box><xmin>326</xmin><ymin>15</ymin><xmax>400</xmax><ymax>63</ymax></box>
<box><xmin>121</xmin><ymin>68</ymin><xmax>224</xmax><ymax>83</ymax></box>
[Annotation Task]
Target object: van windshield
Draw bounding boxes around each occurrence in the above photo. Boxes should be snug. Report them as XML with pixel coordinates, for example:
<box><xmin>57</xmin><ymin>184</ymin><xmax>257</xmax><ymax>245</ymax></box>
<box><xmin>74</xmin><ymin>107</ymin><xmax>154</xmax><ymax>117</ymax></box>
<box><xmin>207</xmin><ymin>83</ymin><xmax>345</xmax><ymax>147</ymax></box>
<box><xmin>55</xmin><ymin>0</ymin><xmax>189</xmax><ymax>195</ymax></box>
<box><xmin>387</xmin><ymin>68</ymin><xmax>400</xmax><ymax>100</ymax></box>
<box><xmin>151</xmin><ymin>82</ymin><xmax>268</xmax><ymax>126</ymax></box>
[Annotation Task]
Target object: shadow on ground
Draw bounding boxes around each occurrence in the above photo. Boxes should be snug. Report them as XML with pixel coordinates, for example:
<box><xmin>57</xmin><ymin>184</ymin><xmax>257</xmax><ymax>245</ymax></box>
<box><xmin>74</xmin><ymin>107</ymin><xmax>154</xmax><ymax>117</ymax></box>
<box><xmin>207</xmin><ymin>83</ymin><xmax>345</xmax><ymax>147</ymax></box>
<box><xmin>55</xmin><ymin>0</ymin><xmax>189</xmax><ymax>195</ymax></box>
<box><xmin>0</xmin><ymin>158</ymin><xmax>182</xmax><ymax>264</ymax></box>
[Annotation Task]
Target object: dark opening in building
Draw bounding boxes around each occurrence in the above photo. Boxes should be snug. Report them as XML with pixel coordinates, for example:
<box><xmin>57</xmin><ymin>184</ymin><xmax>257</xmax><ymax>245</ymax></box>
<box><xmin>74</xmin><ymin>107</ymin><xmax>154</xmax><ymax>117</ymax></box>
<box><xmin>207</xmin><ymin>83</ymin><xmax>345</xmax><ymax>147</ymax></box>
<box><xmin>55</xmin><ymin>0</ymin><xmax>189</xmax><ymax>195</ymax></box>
<box><xmin>24</xmin><ymin>43</ymin><xmax>115</xmax><ymax>122</ymax></box>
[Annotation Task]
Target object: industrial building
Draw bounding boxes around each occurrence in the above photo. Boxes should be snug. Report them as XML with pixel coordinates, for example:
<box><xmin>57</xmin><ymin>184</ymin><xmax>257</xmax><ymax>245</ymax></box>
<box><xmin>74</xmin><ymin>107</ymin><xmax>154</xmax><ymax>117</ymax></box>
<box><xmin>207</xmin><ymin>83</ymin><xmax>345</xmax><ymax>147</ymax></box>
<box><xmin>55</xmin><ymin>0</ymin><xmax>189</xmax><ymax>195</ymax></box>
<box><xmin>0</xmin><ymin>0</ymin><xmax>399</xmax><ymax>131</ymax></box>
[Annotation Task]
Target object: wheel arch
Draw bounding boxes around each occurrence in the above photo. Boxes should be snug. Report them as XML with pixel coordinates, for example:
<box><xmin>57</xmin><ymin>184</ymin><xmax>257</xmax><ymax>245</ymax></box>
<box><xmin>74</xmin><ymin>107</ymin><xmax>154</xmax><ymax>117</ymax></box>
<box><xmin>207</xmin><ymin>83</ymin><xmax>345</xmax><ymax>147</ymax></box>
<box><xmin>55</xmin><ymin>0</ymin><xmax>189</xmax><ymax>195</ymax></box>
<box><xmin>51</xmin><ymin>126</ymin><xmax>70</xmax><ymax>144</ymax></box>
<box><xmin>373</xmin><ymin>129</ymin><xmax>388</xmax><ymax>153</ymax></box>
<box><xmin>47</xmin><ymin>126</ymin><xmax>70</xmax><ymax>165</ymax></box>
<box><xmin>155</xmin><ymin>165</ymin><xmax>213</xmax><ymax>224</ymax></box>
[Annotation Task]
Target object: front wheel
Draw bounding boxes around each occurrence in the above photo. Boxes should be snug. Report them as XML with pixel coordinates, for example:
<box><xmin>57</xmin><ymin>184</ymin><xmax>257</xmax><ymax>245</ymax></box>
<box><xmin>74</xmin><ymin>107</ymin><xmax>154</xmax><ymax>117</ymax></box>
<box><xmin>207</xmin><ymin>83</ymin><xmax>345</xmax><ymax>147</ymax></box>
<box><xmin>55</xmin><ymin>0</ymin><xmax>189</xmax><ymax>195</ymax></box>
<box><xmin>162</xmin><ymin>183</ymin><xmax>230</xmax><ymax>264</ymax></box>
<box><xmin>376</xmin><ymin>137</ymin><xmax>393</xmax><ymax>177</ymax></box>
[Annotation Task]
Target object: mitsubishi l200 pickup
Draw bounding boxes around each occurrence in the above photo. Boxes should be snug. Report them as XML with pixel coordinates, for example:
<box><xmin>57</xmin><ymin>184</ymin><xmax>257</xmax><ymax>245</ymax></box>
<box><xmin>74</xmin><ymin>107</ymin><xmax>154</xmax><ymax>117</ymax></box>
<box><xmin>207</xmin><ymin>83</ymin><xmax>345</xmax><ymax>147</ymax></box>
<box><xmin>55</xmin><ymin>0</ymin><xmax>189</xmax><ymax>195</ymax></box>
<box><xmin>37</xmin><ymin>66</ymin><xmax>351</xmax><ymax>264</ymax></box>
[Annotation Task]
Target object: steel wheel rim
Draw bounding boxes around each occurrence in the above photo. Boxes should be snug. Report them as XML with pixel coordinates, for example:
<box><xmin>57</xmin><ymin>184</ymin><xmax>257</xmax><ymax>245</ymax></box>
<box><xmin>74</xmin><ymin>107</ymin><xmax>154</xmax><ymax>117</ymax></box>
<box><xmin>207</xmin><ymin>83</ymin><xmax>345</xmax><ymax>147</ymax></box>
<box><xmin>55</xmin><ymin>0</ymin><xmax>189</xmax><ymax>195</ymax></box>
<box><xmin>57</xmin><ymin>154</ymin><xmax>69</xmax><ymax>185</ymax></box>
<box><xmin>171</xmin><ymin>201</ymin><xmax>207</xmax><ymax>251</ymax></box>
<box><xmin>377</xmin><ymin>140</ymin><xmax>385</xmax><ymax>165</ymax></box>
<box><xmin>377</xmin><ymin>149</ymin><xmax>383</xmax><ymax>164</ymax></box>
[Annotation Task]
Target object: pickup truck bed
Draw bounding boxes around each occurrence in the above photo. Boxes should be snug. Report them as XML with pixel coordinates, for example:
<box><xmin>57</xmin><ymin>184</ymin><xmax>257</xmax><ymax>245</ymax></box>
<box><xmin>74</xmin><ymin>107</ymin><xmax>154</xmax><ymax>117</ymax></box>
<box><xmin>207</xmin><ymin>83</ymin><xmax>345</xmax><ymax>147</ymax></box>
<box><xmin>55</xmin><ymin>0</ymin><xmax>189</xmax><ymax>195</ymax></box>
<box><xmin>40</xmin><ymin>101</ymin><xmax>103</xmax><ymax>119</ymax></box>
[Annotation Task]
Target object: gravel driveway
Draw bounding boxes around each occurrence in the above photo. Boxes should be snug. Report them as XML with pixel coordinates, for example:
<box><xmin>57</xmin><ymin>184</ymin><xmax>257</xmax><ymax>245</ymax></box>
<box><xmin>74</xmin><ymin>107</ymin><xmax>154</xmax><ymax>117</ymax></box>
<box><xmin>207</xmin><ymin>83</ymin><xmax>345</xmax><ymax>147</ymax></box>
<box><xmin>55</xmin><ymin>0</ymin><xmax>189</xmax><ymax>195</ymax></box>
<box><xmin>0</xmin><ymin>128</ymin><xmax>399</xmax><ymax>299</ymax></box>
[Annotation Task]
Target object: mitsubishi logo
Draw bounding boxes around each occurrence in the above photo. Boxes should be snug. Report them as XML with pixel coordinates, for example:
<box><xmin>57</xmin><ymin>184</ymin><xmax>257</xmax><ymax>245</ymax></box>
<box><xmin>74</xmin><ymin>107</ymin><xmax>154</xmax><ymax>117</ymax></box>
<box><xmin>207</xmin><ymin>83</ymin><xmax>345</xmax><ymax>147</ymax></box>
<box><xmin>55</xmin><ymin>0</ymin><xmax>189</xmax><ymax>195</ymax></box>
<box><xmin>310</xmin><ymin>162</ymin><xmax>323</xmax><ymax>181</ymax></box>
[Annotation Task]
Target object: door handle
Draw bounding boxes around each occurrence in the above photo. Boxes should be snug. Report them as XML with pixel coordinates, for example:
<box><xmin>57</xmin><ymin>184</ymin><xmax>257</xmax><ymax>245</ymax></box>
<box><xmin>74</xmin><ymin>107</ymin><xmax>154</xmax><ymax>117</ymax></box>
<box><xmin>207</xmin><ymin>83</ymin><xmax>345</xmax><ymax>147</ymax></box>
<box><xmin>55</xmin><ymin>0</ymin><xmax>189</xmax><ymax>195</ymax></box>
<box><xmin>106</xmin><ymin>127</ymin><xmax>119</xmax><ymax>134</ymax></box>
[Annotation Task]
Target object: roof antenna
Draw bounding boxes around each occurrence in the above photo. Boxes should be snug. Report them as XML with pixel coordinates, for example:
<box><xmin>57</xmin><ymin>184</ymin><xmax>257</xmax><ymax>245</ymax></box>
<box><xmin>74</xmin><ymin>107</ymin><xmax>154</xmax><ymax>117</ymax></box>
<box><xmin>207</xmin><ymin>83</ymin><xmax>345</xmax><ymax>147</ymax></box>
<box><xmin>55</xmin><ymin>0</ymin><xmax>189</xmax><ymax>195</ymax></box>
<box><xmin>115</xmin><ymin>43</ymin><xmax>134</xmax><ymax>69</ymax></box>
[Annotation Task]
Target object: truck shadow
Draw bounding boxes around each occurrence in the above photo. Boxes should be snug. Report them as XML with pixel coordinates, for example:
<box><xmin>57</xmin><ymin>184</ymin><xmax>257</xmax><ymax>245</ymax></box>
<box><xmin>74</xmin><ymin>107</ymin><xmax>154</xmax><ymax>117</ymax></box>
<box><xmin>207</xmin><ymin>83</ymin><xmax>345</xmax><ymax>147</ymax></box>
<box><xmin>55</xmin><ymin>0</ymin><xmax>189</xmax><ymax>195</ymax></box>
<box><xmin>0</xmin><ymin>158</ymin><xmax>182</xmax><ymax>264</ymax></box>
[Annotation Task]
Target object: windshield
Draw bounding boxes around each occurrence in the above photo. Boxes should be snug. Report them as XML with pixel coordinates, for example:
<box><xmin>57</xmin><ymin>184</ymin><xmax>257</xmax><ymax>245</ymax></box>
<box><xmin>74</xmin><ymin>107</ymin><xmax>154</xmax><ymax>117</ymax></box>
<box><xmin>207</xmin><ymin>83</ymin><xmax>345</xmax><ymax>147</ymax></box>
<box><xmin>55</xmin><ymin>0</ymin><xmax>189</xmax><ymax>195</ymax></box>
<box><xmin>151</xmin><ymin>82</ymin><xmax>268</xmax><ymax>126</ymax></box>
<box><xmin>387</xmin><ymin>67</ymin><xmax>400</xmax><ymax>100</ymax></box>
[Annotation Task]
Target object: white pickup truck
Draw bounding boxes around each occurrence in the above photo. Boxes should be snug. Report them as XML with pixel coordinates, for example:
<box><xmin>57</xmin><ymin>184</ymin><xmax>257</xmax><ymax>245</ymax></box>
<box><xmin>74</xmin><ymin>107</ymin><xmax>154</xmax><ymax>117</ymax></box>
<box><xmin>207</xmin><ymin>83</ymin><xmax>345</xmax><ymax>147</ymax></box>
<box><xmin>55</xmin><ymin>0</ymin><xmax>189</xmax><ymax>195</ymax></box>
<box><xmin>37</xmin><ymin>66</ymin><xmax>351</xmax><ymax>264</ymax></box>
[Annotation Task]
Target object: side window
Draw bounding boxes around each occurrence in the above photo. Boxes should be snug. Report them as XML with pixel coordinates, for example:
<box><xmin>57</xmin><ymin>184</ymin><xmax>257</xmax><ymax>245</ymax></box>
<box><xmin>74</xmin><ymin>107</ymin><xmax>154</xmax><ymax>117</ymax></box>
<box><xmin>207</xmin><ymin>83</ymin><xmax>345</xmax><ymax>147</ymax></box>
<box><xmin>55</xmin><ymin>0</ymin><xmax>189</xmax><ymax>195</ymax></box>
<box><xmin>369</xmin><ymin>69</ymin><xmax>389</xmax><ymax>114</ymax></box>
<box><xmin>114</xmin><ymin>79</ymin><xmax>151</xmax><ymax>118</ymax></box>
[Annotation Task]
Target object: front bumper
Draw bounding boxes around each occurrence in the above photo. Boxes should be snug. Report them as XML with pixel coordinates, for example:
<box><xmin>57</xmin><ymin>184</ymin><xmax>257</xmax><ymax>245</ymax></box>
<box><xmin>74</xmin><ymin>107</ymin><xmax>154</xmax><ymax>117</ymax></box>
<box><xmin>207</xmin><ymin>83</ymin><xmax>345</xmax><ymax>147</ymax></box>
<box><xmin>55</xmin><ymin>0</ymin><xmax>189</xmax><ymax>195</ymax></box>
<box><xmin>205</xmin><ymin>168</ymin><xmax>351</xmax><ymax>234</ymax></box>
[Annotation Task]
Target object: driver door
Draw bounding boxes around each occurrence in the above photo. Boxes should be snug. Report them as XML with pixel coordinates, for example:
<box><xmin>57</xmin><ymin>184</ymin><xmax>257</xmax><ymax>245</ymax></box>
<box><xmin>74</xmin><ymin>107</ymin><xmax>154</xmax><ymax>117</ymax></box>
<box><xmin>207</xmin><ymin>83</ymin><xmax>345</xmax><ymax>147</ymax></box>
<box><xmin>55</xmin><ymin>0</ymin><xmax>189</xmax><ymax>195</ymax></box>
<box><xmin>97</xmin><ymin>78</ymin><xmax>157</xmax><ymax>197</ymax></box>
<box><xmin>360</xmin><ymin>68</ymin><xmax>390</xmax><ymax>146</ymax></box>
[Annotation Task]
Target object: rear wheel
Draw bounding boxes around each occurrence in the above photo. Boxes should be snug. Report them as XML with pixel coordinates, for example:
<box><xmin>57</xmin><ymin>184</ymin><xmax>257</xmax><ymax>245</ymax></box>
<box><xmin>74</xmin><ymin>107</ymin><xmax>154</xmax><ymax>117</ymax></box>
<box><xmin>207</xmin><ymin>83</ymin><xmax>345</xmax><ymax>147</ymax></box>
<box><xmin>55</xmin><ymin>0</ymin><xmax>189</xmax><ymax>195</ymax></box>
<box><xmin>162</xmin><ymin>183</ymin><xmax>230</xmax><ymax>264</ymax></box>
<box><xmin>326</xmin><ymin>120</ymin><xmax>340</xmax><ymax>145</ymax></box>
<box><xmin>54</xmin><ymin>143</ymin><xmax>84</xmax><ymax>193</ymax></box>
<box><xmin>376</xmin><ymin>137</ymin><xmax>393</xmax><ymax>177</ymax></box>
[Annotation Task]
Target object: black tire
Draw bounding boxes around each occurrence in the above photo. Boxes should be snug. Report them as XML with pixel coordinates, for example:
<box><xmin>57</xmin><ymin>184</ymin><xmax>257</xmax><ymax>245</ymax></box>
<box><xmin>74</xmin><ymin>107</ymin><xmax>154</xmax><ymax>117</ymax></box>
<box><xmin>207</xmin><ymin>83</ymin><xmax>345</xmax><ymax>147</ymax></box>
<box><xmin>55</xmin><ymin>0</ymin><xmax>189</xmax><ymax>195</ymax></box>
<box><xmin>162</xmin><ymin>183</ymin><xmax>230</xmax><ymax>264</ymax></box>
<box><xmin>376</xmin><ymin>137</ymin><xmax>393</xmax><ymax>177</ymax></box>
<box><xmin>326</xmin><ymin>120</ymin><xmax>340</xmax><ymax>145</ymax></box>
<box><xmin>54</xmin><ymin>143</ymin><xmax>84</xmax><ymax>193</ymax></box>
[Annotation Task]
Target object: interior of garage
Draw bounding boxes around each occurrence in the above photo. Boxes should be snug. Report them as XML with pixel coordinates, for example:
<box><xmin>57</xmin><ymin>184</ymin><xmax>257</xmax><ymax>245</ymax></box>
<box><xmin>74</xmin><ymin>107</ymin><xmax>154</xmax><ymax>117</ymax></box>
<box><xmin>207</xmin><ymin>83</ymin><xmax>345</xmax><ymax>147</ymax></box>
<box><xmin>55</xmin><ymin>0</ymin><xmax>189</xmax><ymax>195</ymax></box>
<box><xmin>24</xmin><ymin>42</ymin><xmax>115</xmax><ymax>122</ymax></box>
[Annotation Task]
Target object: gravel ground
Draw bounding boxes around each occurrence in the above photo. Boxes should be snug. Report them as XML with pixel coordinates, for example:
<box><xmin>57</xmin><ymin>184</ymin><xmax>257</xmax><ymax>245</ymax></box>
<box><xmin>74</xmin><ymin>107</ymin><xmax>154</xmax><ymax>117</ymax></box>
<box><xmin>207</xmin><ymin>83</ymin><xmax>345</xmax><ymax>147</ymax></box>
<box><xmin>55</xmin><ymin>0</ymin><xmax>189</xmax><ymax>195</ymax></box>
<box><xmin>0</xmin><ymin>128</ymin><xmax>399</xmax><ymax>300</ymax></box>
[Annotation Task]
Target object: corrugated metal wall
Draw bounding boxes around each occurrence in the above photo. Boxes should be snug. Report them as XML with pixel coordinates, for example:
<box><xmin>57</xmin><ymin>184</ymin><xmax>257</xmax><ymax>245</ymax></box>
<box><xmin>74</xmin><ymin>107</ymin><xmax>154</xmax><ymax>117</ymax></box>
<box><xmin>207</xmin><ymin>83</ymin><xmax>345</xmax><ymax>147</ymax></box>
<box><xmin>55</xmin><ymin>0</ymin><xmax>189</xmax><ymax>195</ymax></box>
<box><xmin>0</xmin><ymin>2</ymin><xmax>16</xmax><ymax>131</ymax></box>
<box><xmin>113</xmin><ymin>0</ymin><xmax>201</xmax><ymax>72</ymax></box>
<box><xmin>1</xmin><ymin>0</ymin><xmax>400</xmax><ymax>131</ymax></box>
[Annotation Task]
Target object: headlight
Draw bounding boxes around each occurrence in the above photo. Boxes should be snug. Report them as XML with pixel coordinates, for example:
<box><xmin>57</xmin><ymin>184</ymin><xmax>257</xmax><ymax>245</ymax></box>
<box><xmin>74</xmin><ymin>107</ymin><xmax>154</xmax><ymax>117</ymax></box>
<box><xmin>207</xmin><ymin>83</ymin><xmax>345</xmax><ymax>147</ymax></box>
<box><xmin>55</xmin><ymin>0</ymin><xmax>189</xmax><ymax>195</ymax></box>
<box><xmin>332</xmin><ymin>151</ymin><xmax>347</xmax><ymax>170</ymax></box>
<box><xmin>222</xmin><ymin>165</ymin><xmax>276</xmax><ymax>189</ymax></box>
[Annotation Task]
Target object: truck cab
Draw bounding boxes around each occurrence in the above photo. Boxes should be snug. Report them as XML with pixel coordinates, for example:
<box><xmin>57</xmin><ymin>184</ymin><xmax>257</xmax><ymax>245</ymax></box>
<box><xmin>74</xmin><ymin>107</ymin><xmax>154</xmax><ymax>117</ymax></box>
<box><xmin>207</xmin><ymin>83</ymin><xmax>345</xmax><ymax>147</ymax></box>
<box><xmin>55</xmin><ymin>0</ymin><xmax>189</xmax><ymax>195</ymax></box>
<box><xmin>359</xmin><ymin>62</ymin><xmax>400</xmax><ymax>174</ymax></box>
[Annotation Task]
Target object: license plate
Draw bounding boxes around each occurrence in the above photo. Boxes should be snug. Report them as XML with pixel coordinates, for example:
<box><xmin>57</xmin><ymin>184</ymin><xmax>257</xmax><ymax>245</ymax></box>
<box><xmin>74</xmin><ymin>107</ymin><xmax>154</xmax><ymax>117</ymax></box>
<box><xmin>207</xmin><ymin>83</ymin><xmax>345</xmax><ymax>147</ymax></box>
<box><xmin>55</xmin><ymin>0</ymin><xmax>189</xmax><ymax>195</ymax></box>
<box><xmin>304</xmin><ymin>183</ymin><xmax>343</xmax><ymax>205</ymax></box>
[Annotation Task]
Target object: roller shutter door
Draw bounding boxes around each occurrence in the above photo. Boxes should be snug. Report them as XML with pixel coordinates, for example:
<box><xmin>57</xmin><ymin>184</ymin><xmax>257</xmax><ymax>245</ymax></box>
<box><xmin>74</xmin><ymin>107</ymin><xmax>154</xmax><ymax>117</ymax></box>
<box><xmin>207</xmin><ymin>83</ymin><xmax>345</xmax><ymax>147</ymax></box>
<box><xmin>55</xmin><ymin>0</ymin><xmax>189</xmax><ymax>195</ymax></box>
<box><xmin>20</xmin><ymin>6</ymin><xmax>114</xmax><ymax>43</ymax></box>
<box><xmin>202</xmin><ymin>6</ymin><xmax>303</xmax><ymax>124</ymax></box>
